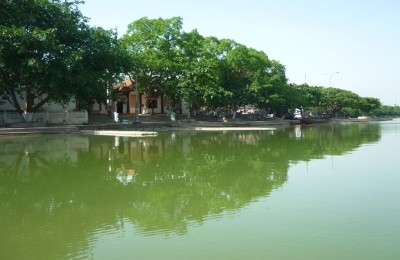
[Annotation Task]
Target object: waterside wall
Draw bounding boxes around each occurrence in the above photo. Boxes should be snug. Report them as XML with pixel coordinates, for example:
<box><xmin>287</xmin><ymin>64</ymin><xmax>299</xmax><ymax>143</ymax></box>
<box><xmin>0</xmin><ymin>111</ymin><xmax>88</xmax><ymax>125</ymax></box>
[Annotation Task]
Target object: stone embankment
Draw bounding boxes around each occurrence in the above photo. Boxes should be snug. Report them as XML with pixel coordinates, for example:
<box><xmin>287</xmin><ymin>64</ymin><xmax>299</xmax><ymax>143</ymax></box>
<box><xmin>0</xmin><ymin>113</ymin><xmax>284</xmax><ymax>135</ymax></box>
<box><xmin>1</xmin><ymin>113</ymin><xmax>392</xmax><ymax>136</ymax></box>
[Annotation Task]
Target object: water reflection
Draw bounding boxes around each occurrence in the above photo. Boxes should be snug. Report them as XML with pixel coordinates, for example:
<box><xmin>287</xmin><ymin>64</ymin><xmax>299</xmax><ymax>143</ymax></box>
<box><xmin>0</xmin><ymin>123</ymin><xmax>381</xmax><ymax>258</ymax></box>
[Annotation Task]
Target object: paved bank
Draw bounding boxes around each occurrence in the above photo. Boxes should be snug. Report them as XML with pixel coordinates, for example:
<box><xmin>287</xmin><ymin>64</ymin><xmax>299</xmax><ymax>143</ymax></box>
<box><xmin>192</xmin><ymin>126</ymin><xmax>277</xmax><ymax>131</ymax></box>
<box><xmin>0</xmin><ymin>121</ymin><xmax>282</xmax><ymax>135</ymax></box>
<box><xmin>81</xmin><ymin>129</ymin><xmax>158</xmax><ymax>137</ymax></box>
<box><xmin>0</xmin><ymin>126</ymin><xmax>80</xmax><ymax>135</ymax></box>
<box><xmin>4</xmin><ymin>117</ymin><xmax>391</xmax><ymax>135</ymax></box>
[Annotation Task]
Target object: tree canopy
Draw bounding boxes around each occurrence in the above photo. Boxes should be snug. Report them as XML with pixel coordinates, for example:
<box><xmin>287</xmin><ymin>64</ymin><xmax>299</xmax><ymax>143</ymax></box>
<box><xmin>1</xmin><ymin>2</ymin><xmax>392</xmax><ymax>118</ymax></box>
<box><xmin>0</xmin><ymin>0</ymin><xmax>130</xmax><ymax>114</ymax></box>
<box><xmin>121</xmin><ymin>17</ymin><xmax>289</xmax><ymax>116</ymax></box>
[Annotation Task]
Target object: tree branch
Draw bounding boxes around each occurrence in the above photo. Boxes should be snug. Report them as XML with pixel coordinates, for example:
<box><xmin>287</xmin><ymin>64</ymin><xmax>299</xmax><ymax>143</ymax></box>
<box><xmin>9</xmin><ymin>89</ymin><xmax>24</xmax><ymax>114</ymax></box>
<box><xmin>32</xmin><ymin>96</ymin><xmax>51</xmax><ymax>112</ymax></box>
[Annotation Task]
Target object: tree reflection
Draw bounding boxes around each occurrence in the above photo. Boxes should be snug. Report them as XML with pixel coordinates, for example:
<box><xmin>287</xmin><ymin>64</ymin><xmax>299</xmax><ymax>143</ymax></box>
<box><xmin>0</xmin><ymin>123</ymin><xmax>381</xmax><ymax>258</ymax></box>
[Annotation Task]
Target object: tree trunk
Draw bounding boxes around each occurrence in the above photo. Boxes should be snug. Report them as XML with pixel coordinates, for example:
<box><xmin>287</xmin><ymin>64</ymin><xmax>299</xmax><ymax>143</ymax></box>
<box><xmin>9</xmin><ymin>90</ymin><xmax>24</xmax><ymax>114</ymax></box>
<box><xmin>232</xmin><ymin>111</ymin><xmax>236</xmax><ymax>119</ymax></box>
<box><xmin>232</xmin><ymin>104</ymin><xmax>237</xmax><ymax>119</ymax></box>
<box><xmin>26</xmin><ymin>89</ymin><xmax>34</xmax><ymax>112</ymax></box>
<box><xmin>9</xmin><ymin>89</ymin><xmax>51</xmax><ymax>121</ymax></box>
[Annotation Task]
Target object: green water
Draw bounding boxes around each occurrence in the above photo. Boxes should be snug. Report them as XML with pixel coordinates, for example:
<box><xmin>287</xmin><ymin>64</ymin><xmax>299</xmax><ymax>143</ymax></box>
<box><xmin>1</xmin><ymin>121</ymin><xmax>399</xmax><ymax>259</ymax></box>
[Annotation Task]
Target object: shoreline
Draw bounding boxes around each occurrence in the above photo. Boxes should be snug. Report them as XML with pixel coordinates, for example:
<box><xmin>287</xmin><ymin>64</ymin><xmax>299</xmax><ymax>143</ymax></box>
<box><xmin>0</xmin><ymin>117</ymin><xmax>395</xmax><ymax>135</ymax></box>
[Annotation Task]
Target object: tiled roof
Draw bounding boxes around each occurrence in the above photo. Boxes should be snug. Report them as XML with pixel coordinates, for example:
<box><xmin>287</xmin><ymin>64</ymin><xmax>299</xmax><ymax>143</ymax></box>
<box><xmin>112</xmin><ymin>79</ymin><xmax>134</xmax><ymax>93</ymax></box>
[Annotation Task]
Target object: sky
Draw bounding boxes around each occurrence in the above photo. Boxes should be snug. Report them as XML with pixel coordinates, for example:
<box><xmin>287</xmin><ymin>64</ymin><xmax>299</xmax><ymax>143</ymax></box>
<box><xmin>79</xmin><ymin>0</ymin><xmax>400</xmax><ymax>105</ymax></box>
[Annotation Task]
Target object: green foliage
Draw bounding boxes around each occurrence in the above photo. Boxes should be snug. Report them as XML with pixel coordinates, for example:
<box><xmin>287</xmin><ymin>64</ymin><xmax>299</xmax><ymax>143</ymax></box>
<box><xmin>254</xmin><ymin>60</ymin><xmax>289</xmax><ymax>115</ymax></box>
<box><xmin>122</xmin><ymin>17</ymin><xmax>289</xmax><ymax>115</ymax></box>
<box><xmin>223</xmin><ymin>43</ymin><xmax>273</xmax><ymax>110</ymax></box>
<box><xmin>122</xmin><ymin>17</ymin><xmax>184</xmax><ymax>107</ymax></box>
<box><xmin>358</xmin><ymin>97</ymin><xmax>381</xmax><ymax>115</ymax></box>
<box><xmin>319</xmin><ymin>87</ymin><xmax>361</xmax><ymax>115</ymax></box>
<box><xmin>177</xmin><ymin>34</ymin><xmax>229</xmax><ymax>111</ymax></box>
<box><xmin>0</xmin><ymin>0</ymin><xmax>128</xmax><ymax>113</ymax></box>
<box><xmin>1</xmin><ymin>2</ymin><xmax>387</xmax><ymax>117</ymax></box>
<box><xmin>371</xmin><ymin>105</ymin><xmax>400</xmax><ymax>117</ymax></box>
<box><xmin>292</xmin><ymin>85</ymin><xmax>386</xmax><ymax>118</ymax></box>
<box><xmin>296</xmin><ymin>84</ymin><xmax>324</xmax><ymax>109</ymax></box>
<box><xmin>341</xmin><ymin>107</ymin><xmax>361</xmax><ymax>118</ymax></box>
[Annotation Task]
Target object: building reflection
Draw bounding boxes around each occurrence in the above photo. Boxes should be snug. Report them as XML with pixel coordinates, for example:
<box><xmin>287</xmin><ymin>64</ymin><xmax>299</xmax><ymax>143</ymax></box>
<box><xmin>0</xmin><ymin>135</ymin><xmax>89</xmax><ymax>177</ymax></box>
<box><xmin>0</xmin><ymin>124</ymin><xmax>382</xmax><ymax>259</ymax></box>
<box><xmin>110</xmin><ymin>136</ymin><xmax>140</xmax><ymax>185</ymax></box>
<box><xmin>0</xmin><ymin>124</ymin><xmax>381</xmax><ymax>185</ymax></box>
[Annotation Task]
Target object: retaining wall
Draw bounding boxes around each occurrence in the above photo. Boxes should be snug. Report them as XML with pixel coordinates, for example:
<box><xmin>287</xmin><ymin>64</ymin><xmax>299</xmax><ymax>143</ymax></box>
<box><xmin>0</xmin><ymin>111</ymin><xmax>88</xmax><ymax>125</ymax></box>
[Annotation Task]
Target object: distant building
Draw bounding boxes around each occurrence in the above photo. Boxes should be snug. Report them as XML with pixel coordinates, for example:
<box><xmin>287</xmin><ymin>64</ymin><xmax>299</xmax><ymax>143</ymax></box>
<box><xmin>92</xmin><ymin>78</ymin><xmax>189</xmax><ymax>115</ymax></box>
<box><xmin>1</xmin><ymin>78</ymin><xmax>189</xmax><ymax>116</ymax></box>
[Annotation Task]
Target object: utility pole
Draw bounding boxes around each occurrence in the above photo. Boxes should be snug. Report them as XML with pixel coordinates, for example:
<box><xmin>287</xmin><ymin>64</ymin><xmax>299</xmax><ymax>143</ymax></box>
<box><xmin>128</xmin><ymin>74</ymin><xmax>141</xmax><ymax>124</ymax></box>
<box><xmin>134</xmin><ymin>74</ymin><xmax>140</xmax><ymax>124</ymax></box>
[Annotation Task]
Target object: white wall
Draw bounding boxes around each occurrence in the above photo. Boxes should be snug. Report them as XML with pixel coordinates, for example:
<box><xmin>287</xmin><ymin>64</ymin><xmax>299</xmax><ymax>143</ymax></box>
<box><xmin>0</xmin><ymin>111</ymin><xmax>88</xmax><ymax>125</ymax></box>
<box><xmin>0</xmin><ymin>96</ymin><xmax>77</xmax><ymax>112</ymax></box>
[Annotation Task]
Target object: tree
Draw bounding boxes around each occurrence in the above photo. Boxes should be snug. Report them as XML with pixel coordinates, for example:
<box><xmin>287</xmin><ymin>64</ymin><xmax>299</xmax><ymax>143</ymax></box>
<box><xmin>256</xmin><ymin>60</ymin><xmax>288</xmax><ymax>116</ymax></box>
<box><xmin>320</xmin><ymin>87</ymin><xmax>361</xmax><ymax>115</ymax></box>
<box><xmin>122</xmin><ymin>17</ymin><xmax>184</xmax><ymax>112</ymax></box>
<box><xmin>0</xmin><ymin>0</ymin><xmax>126</xmax><ymax>116</ymax></box>
<box><xmin>372</xmin><ymin>105</ymin><xmax>400</xmax><ymax>117</ymax></box>
<box><xmin>177</xmin><ymin>34</ymin><xmax>228</xmax><ymax>116</ymax></box>
<box><xmin>121</xmin><ymin>16</ymin><xmax>294</xmax><ymax>118</ymax></box>
<box><xmin>295</xmin><ymin>84</ymin><xmax>325</xmax><ymax>115</ymax></box>
<box><xmin>358</xmin><ymin>97</ymin><xmax>381</xmax><ymax>116</ymax></box>
<box><xmin>70</xmin><ymin>27</ymin><xmax>132</xmax><ymax>110</ymax></box>
<box><xmin>219</xmin><ymin>41</ymin><xmax>276</xmax><ymax>117</ymax></box>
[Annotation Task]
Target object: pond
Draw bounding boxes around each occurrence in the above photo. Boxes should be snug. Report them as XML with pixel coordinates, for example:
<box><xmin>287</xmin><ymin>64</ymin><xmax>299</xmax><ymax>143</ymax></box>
<box><xmin>1</xmin><ymin>120</ymin><xmax>399</xmax><ymax>259</ymax></box>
